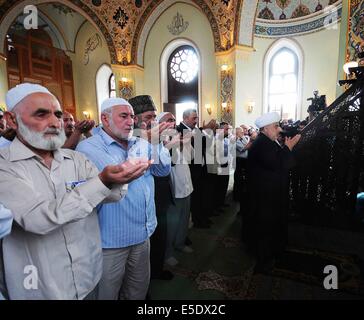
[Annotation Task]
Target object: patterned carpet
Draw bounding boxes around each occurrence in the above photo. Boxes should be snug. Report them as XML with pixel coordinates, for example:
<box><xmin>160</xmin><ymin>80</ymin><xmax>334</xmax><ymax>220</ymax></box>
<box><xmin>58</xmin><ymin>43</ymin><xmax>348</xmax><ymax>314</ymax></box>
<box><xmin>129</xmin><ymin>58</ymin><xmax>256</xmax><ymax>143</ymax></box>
<box><xmin>150</xmin><ymin>194</ymin><xmax>364</xmax><ymax>300</ymax></box>
<box><xmin>165</xmin><ymin>244</ymin><xmax>364</xmax><ymax>300</ymax></box>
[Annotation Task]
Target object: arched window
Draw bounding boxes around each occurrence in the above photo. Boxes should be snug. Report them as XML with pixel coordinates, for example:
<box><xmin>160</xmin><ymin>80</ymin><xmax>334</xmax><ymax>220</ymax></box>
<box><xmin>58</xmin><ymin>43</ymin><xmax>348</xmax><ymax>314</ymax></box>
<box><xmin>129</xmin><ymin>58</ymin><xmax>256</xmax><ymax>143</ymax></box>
<box><xmin>109</xmin><ymin>74</ymin><xmax>116</xmax><ymax>98</ymax></box>
<box><xmin>96</xmin><ymin>64</ymin><xmax>113</xmax><ymax>118</ymax></box>
<box><xmin>166</xmin><ymin>45</ymin><xmax>199</xmax><ymax>124</ymax></box>
<box><xmin>268</xmin><ymin>48</ymin><xmax>298</xmax><ymax>120</ymax></box>
<box><xmin>264</xmin><ymin>39</ymin><xmax>303</xmax><ymax>121</ymax></box>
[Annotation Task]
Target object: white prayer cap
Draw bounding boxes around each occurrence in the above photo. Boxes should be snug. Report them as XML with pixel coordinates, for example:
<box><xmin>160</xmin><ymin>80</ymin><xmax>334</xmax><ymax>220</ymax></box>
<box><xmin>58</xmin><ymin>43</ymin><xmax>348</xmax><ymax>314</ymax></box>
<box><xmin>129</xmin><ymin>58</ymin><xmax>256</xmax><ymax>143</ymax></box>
<box><xmin>100</xmin><ymin>97</ymin><xmax>132</xmax><ymax>113</ymax></box>
<box><xmin>6</xmin><ymin>83</ymin><xmax>54</xmax><ymax>111</ymax></box>
<box><xmin>255</xmin><ymin>112</ymin><xmax>281</xmax><ymax>129</ymax></box>
<box><xmin>156</xmin><ymin>112</ymin><xmax>171</xmax><ymax>123</ymax></box>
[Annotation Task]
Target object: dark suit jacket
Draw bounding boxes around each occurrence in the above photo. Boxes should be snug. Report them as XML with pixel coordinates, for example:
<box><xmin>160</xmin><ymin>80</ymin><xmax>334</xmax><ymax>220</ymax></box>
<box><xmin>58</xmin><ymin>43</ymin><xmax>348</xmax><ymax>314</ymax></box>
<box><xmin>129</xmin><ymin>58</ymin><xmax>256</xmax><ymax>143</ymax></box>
<box><xmin>176</xmin><ymin>122</ymin><xmax>209</xmax><ymax>168</ymax></box>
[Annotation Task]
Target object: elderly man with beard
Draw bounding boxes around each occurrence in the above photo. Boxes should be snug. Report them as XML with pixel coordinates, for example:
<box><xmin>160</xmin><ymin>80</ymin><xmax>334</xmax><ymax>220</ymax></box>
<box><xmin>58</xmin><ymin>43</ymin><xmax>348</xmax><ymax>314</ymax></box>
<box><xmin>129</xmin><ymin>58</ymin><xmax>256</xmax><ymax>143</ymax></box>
<box><xmin>0</xmin><ymin>83</ymin><xmax>151</xmax><ymax>300</ymax></box>
<box><xmin>76</xmin><ymin>97</ymin><xmax>171</xmax><ymax>300</ymax></box>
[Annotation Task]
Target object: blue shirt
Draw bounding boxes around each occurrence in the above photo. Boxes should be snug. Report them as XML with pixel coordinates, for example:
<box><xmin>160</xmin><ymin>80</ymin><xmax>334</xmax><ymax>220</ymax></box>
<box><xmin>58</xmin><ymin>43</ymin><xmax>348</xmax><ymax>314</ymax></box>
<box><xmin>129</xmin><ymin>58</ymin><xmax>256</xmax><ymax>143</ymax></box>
<box><xmin>0</xmin><ymin>137</ymin><xmax>10</xmax><ymax>149</ymax></box>
<box><xmin>0</xmin><ymin>203</ymin><xmax>12</xmax><ymax>240</ymax></box>
<box><xmin>76</xmin><ymin>127</ymin><xmax>171</xmax><ymax>248</ymax></box>
<box><xmin>0</xmin><ymin>202</ymin><xmax>13</xmax><ymax>300</ymax></box>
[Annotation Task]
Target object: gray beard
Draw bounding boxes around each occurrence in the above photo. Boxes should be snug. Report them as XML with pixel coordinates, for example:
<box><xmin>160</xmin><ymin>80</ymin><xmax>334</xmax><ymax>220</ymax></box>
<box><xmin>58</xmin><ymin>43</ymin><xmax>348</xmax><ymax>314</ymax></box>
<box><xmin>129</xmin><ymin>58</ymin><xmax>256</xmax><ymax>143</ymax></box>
<box><xmin>16</xmin><ymin>115</ymin><xmax>66</xmax><ymax>151</ymax></box>
<box><xmin>109</xmin><ymin>117</ymin><xmax>133</xmax><ymax>141</ymax></box>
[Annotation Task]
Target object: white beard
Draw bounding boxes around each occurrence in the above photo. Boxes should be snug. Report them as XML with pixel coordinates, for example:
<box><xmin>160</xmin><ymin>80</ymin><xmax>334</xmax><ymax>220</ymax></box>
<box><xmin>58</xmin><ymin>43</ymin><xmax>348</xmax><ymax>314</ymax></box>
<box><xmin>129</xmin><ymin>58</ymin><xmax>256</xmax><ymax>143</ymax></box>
<box><xmin>16</xmin><ymin>115</ymin><xmax>66</xmax><ymax>151</ymax></box>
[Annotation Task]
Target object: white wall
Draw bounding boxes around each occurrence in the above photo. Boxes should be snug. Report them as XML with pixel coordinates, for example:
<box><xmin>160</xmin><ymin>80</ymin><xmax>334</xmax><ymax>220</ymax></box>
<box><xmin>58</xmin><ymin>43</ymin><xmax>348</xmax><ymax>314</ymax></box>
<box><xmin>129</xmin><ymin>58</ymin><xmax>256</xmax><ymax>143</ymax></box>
<box><xmin>235</xmin><ymin>23</ymin><xmax>341</xmax><ymax>127</ymax></box>
<box><xmin>72</xmin><ymin>21</ymin><xmax>111</xmax><ymax>122</ymax></box>
<box><xmin>38</xmin><ymin>4</ymin><xmax>86</xmax><ymax>52</ymax></box>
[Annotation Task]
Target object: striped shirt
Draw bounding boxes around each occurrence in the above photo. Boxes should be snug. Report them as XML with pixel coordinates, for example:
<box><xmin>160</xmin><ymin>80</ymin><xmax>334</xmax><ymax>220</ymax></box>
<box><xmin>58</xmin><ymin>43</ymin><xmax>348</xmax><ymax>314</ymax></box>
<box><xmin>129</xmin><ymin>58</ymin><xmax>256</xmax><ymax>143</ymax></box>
<box><xmin>0</xmin><ymin>203</ymin><xmax>12</xmax><ymax>239</ymax></box>
<box><xmin>76</xmin><ymin>127</ymin><xmax>171</xmax><ymax>248</ymax></box>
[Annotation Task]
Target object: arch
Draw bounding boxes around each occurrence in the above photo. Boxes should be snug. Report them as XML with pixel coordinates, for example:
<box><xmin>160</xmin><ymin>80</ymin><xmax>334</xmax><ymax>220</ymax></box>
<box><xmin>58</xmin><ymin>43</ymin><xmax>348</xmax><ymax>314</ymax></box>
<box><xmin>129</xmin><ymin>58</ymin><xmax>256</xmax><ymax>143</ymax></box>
<box><xmin>236</xmin><ymin>0</ymin><xmax>259</xmax><ymax>47</ymax></box>
<box><xmin>263</xmin><ymin>38</ymin><xmax>304</xmax><ymax>120</ymax></box>
<box><xmin>37</xmin><ymin>9</ymin><xmax>68</xmax><ymax>51</ymax></box>
<box><xmin>160</xmin><ymin>38</ymin><xmax>202</xmax><ymax>118</ymax></box>
<box><xmin>0</xmin><ymin>0</ymin><xmax>117</xmax><ymax>63</ymax></box>
<box><xmin>132</xmin><ymin>0</ymin><xmax>221</xmax><ymax>67</ymax></box>
<box><xmin>95</xmin><ymin>63</ymin><xmax>113</xmax><ymax>120</ymax></box>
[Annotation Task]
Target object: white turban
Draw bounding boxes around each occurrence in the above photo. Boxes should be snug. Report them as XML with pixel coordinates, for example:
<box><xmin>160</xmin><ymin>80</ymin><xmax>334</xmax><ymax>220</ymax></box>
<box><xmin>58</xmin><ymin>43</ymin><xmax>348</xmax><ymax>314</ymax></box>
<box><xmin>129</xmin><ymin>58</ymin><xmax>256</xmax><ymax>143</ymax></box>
<box><xmin>155</xmin><ymin>112</ymin><xmax>170</xmax><ymax>123</ymax></box>
<box><xmin>6</xmin><ymin>83</ymin><xmax>54</xmax><ymax>111</ymax></box>
<box><xmin>255</xmin><ymin>112</ymin><xmax>281</xmax><ymax>129</ymax></box>
<box><xmin>100</xmin><ymin>97</ymin><xmax>132</xmax><ymax>113</ymax></box>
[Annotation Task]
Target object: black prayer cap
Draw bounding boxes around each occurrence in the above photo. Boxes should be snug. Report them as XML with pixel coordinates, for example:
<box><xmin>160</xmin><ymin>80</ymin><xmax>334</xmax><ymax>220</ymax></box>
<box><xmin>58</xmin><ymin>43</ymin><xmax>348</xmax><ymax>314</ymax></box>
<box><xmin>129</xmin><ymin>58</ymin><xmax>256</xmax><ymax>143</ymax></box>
<box><xmin>128</xmin><ymin>95</ymin><xmax>157</xmax><ymax>115</ymax></box>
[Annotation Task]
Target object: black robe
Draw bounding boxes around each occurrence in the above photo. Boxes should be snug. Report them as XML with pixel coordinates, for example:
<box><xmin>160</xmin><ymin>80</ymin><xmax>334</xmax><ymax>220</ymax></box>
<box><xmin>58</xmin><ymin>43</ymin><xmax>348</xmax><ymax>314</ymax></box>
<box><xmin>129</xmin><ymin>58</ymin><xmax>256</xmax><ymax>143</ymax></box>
<box><xmin>176</xmin><ymin>123</ymin><xmax>210</xmax><ymax>226</ymax></box>
<box><xmin>245</xmin><ymin>133</ymin><xmax>295</xmax><ymax>262</ymax></box>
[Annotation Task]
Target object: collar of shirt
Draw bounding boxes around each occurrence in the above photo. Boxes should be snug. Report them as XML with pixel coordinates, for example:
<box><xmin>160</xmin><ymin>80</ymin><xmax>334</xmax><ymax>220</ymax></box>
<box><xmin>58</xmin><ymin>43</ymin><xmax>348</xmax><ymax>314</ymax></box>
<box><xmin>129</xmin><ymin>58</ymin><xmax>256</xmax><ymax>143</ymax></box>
<box><xmin>8</xmin><ymin>137</ymin><xmax>72</xmax><ymax>163</ymax></box>
<box><xmin>181</xmin><ymin>122</ymin><xmax>193</xmax><ymax>132</ymax></box>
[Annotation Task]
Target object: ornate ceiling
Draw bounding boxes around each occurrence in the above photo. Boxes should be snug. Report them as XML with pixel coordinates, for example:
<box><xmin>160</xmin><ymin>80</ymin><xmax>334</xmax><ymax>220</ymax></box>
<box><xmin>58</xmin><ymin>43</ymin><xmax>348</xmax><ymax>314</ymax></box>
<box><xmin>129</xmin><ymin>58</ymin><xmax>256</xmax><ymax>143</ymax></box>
<box><xmin>0</xmin><ymin>0</ymin><xmax>241</xmax><ymax>65</ymax></box>
<box><xmin>82</xmin><ymin>0</ymin><xmax>238</xmax><ymax>65</ymax></box>
<box><xmin>257</xmin><ymin>0</ymin><xmax>339</xmax><ymax>20</ymax></box>
<box><xmin>0</xmin><ymin>0</ymin><xmax>343</xmax><ymax>64</ymax></box>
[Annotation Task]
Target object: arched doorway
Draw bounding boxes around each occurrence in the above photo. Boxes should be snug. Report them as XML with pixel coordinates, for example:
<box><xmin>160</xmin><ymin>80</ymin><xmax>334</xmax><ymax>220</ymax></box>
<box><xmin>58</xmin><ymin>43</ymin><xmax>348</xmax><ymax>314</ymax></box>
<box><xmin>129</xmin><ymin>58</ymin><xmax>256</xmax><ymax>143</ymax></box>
<box><xmin>5</xmin><ymin>11</ymin><xmax>76</xmax><ymax>115</ymax></box>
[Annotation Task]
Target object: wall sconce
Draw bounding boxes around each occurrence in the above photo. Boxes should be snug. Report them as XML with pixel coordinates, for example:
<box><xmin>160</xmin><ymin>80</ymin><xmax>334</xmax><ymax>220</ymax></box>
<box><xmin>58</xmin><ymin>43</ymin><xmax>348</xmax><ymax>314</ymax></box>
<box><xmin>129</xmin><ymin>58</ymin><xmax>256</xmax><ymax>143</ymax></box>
<box><xmin>205</xmin><ymin>104</ymin><xmax>212</xmax><ymax>115</ymax></box>
<box><xmin>343</xmin><ymin>61</ymin><xmax>358</xmax><ymax>75</ymax></box>
<box><xmin>221</xmin><ymin>64</ymin><xmax>228</xmax><ymax>72</ymax></box>
<box><xmin>221</xmin><ymin>102</ymin><xmax>232</xmax><ymax>113</ymax></box>
<box><xmin>119</xmin><ymin>77</ymin><xmax>134</xmax><ymax>100</ymax></box>
<box><xmin>247</xmin><ymin>101</ymin><xmax>255</xmax><ymax>113</ymax></box>
<box><xmin>82</xmin><ymin>111</ymin><xmax>91</xmax><ymax>120</ymax></box>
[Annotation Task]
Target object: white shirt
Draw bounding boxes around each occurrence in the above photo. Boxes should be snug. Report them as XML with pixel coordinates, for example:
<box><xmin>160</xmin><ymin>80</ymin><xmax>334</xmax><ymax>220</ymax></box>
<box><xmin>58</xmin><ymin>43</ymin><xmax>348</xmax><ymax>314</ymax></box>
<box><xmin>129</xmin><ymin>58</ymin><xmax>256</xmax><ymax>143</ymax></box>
<box><xmin>170</xmin><ymin>147</ymin><xmax>193</xmax><ymax>199</ymax></box>
<box><xmin>0</xmin><ymin>138</ymin><xmax>127</xmax><ymax>300</ymax></box>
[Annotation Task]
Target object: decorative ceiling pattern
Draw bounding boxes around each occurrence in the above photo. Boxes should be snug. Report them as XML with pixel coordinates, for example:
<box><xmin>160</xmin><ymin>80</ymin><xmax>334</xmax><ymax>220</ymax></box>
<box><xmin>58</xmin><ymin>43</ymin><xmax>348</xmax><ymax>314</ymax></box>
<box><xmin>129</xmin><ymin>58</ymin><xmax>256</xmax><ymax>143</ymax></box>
<box><xmin>255</xmin><ymin>5</ymin><xmax>342</xmax><ymax>37</ymax></box>
<box><xmin>255</xmin><ymin>0</ymin><xmax>342</xmax><ymax>37</ymax></box>
<box><xmin>0</xmin><ymin>0</ymin><xmax>345</xmax><ymax>64</ymax></box>
<box><xmin>81</xmin><ymin>0</ymin><xmax>147</xmax><ymax>65</ymax></box>
<box><xmin>257</xmin><ymin>0</ymin><xmax>339</xmax><ymax>20</ymax></box>
<box><xmin>346</xmin><ymin>0</ymin><xmax>364</xmax><ymax>63</ymax></box>
<box><xmin>81</xmin><ymin>0</ymin><xmax>237</xmax><ymax>65</ymax></box>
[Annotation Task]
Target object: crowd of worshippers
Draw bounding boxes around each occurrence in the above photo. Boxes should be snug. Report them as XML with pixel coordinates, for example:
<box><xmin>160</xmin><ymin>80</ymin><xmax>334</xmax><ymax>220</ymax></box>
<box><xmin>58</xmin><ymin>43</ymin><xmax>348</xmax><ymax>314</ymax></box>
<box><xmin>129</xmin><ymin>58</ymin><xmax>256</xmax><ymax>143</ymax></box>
<box><xmin>0</xmin><ymin>83</ymin><xmax>302</xmax><ymax>300</ymax></box>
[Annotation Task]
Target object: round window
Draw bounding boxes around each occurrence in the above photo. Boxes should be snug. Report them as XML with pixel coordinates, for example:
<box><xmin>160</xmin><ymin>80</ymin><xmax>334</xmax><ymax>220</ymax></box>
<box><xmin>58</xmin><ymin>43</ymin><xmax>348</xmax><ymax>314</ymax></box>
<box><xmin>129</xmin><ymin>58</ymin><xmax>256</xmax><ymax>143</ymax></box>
<box><xmin>170</xmin><ymin>49</ymin><xmax>198</xmax><ymax>83</ymax></box>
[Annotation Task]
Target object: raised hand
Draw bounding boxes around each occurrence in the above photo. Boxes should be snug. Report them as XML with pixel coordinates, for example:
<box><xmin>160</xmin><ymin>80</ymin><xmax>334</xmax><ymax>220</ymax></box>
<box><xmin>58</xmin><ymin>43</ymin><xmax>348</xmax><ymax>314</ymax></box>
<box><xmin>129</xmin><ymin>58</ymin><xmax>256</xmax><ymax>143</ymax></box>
<box><xmin>285</xmin><ymin>134</ymin><xmax>301</xmax><ymax>151</ymax></box>
<box><xmin>98</xmin><ymin>158</ymin><xmax>153</xmax><ymax>188</ymax></box>
<box><xmin>164</xmin><ymin>133</ymin><xmax>182</xmax><ymax>150</ymax></box>
<box><xmin>202</xmin><ymin>119</ymin><xmax>217</xmax><ymax>130</ymax></box>
<box><xmin>75</xmin><ymin>120</ymin><xmax>95</xmax><ymax>134</ymax></box>
<box><xmin>141</xmin><ymin>122</ymin><xmax>171</xmax><ymax>144</ymax></box>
